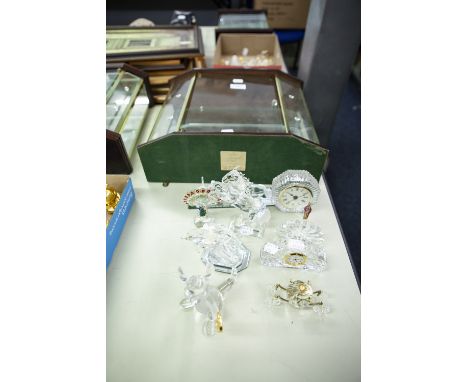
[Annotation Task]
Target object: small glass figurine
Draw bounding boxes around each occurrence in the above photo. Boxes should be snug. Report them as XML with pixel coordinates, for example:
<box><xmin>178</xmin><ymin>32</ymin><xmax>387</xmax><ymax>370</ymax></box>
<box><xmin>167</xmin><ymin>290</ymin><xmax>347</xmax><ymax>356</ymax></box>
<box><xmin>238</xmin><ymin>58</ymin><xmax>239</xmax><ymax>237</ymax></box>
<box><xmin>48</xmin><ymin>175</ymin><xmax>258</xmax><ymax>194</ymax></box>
<box><xmin>184</xmin><ymin>222</ymin><xmax>251</xmax><ymax>273</ymax></box>
<box><xmin>270</xmin><ymin>280</ymin><xmax>329</xmax><ymax>313</ymax></box>
<box><xmin>179</xmin><ymin>264</ymin><xmax>237</xmax><ymax>336</ymax></box>
<box><xmin>260</xmin><ymin>204</ymin><xmax>327</xmax><ymax>271</ymax></box>
<box><xmin>211</xmin><ymin>169</ymin><xmax>271</xmax><ymax>237</ymax></box>
<box><xmin>183</xmin><ymin>178</ymin><xmax>218</xmax><ymax>227</ymax></box>
<box><xmin>194</xmin><ymin>206</ymin><xmax>213</xmax><ymax>228</ymax></box>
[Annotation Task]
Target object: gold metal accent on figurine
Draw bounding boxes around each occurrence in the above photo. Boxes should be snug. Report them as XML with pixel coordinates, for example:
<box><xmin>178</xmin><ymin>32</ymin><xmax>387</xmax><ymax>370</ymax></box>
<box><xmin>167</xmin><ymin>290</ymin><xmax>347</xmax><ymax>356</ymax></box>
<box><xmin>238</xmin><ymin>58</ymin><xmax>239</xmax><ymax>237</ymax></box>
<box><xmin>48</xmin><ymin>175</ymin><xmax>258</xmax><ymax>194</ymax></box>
<box><xmin>106</xmin><ymin>184</ymin><xmax>121</xmax><ymax>214</ymax></box>
<box><xmin>215</xmin><ymin>311</ymin><xmax>223</xmax><ymax>332</ymax></box>
<box><xmin>273</xmin><ymin>280</ymin><xmax>323</xmax><ymax>309</ymax></box>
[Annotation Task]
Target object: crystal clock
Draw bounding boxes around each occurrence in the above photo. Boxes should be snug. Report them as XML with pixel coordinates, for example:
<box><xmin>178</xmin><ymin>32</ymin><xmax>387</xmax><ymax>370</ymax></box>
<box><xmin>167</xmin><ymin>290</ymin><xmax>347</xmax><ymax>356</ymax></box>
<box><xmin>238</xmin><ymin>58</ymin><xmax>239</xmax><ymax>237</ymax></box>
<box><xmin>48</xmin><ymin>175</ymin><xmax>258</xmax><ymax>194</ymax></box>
<box><xmin>272</xmin><ymin>170</ymin><xmax>320</xmax><ymax>212</ymax></box>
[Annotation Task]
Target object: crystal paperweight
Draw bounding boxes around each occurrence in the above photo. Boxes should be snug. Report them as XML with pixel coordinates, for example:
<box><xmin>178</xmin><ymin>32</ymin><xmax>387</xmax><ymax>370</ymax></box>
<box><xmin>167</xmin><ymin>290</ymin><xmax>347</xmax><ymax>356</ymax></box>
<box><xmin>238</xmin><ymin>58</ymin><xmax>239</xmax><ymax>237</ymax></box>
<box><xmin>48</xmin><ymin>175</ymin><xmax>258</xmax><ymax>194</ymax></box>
<box><xmin>211</xmin><ymin>169</ymin><xmax>271</xmax><ymax>237</ymax></box>
<box><xmin>179</xmin><ymin>264</ymin><xmax>237</xmax><ymax>335</ymax></box>
<box><xmin>184</xmin><ymin>222</ymin><xmax>251</xmax><ymax>273</ymax></box>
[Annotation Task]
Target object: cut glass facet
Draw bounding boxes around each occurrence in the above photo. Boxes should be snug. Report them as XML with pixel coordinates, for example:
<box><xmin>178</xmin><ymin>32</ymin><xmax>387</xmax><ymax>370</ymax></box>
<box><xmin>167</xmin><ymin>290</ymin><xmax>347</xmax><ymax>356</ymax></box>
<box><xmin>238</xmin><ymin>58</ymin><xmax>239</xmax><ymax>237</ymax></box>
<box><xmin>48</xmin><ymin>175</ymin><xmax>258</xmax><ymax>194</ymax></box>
<box><xmin>184</xmin><ymin>223</ymin><xmax>251</xmax><ymax>273</ymax></box>
<box><xmin>211</xmin><ymin>169</ymin><xmax>271</xmax><ymax>237</ymax></box>
<box><xmin>261</xmin><ymin>219</ymin><xmax>327</xmax><ymax>271</ymax></box>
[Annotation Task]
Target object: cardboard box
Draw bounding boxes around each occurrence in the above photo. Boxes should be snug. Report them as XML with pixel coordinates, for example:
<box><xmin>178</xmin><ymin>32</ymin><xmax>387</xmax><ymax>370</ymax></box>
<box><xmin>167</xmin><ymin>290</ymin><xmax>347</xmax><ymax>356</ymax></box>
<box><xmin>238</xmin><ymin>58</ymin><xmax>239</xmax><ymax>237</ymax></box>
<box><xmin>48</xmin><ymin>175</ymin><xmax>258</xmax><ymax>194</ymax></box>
<box><xmin>254</xmin><ymin>0</ymin><xmax>311</xmax><ymax>29</ymax></box>
<box><xmin>213</xmin><ymin>33</ymin><xmax>283</xmax><ymax>70</ymax></box>
<box><xmin>106</xmin><ymin>175</ymin><xmax>135</xmax><ymax>269</ymax></box>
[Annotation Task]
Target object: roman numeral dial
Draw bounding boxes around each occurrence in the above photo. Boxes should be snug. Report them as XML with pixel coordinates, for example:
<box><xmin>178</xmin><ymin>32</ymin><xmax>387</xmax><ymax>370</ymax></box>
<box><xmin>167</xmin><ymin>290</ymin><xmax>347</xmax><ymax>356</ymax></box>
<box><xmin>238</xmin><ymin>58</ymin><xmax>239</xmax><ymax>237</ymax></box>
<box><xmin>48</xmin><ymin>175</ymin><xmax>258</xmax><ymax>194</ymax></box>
<box><xmin>272</xmin><ymin>170</ymin><xmax>320</xmax><ymax>212</ymax></box>
<box><xmin>278</xmin><ymin>186</ymin><xmax>312</xmax><ymax>210</ymax></box>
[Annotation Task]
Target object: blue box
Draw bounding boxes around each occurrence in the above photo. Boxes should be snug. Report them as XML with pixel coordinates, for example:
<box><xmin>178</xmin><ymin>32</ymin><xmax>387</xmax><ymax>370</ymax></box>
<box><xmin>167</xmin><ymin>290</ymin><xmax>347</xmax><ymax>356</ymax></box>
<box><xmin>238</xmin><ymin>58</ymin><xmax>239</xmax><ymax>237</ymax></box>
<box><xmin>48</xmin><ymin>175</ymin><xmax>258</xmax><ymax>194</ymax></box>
<box><xmin>106</xmin><ymin>175</ymin><xmax>135</xmax><ymax>269</ymax></box>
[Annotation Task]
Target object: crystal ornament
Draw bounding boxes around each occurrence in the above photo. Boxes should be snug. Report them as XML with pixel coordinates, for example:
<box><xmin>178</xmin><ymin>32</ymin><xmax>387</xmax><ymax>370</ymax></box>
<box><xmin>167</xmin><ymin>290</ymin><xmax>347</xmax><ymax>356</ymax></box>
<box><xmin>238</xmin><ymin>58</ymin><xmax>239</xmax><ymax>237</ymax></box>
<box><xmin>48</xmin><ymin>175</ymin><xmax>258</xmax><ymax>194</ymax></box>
<box><xmin>260</xmin><ymin>204</ymin><xmax>327</xmax><ymax>271</ymax></box>
<box><xmin>270</xmin><ymin>280</ymin><xmax>329</xmax><ymax>313</ymax></box>
<box><xmin>211</xmin><ymin>169</ymin><xmax>271</xmax><ymax>237</ymax></box>
<box><xmin>277</xmin><ymin>219</ymin><xmax>324</xmax><ymax>248</ymax></box>
<box><xmin>184</xmin><ymin>222</ymin><xmax>251</xmax><ymax>273</ymax></box>
<box><xmin>193</xmin><ymin>206</ymin><xmax>213</xmax><ymax>228</ymax></box>
<box><xmin>272</xmin><ymin>170</ymin><xmax>320</xmax><ymax>212</ymax></box>
<box><xmin>179</xmin><ymin>264</ymin><xmax>237</xmax><ymax>335</ymax></box>
<box><xmin>260</xmin><ymin>237</ymin><xmax>326</xmax><ymax>271</ymax></box>
<box><xmin>183</xmin><ymin>187</ymin><xmax>219</xmax><ymax>209</ymax></box>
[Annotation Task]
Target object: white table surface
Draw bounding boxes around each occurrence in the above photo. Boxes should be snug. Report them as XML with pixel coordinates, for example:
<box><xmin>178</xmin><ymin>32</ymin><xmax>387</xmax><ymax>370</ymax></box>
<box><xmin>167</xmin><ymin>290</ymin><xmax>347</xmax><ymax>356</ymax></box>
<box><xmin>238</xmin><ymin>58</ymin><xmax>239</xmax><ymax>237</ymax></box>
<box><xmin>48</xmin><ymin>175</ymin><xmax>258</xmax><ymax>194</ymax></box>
<box><xmin>107</xmin><ymin>27</ymin><xmax>360</xmax><ymax>382</ymax></box>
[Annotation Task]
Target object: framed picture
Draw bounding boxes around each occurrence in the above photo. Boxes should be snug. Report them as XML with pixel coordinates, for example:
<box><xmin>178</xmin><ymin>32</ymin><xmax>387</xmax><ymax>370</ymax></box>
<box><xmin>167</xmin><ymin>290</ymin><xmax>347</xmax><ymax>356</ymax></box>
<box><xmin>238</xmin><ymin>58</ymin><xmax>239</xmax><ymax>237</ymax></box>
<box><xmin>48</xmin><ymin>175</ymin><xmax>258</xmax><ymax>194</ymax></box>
<box><xmin>106</xmin><ymin>25</ymin><xmax>204</xmax><ymax>61</ymax></box>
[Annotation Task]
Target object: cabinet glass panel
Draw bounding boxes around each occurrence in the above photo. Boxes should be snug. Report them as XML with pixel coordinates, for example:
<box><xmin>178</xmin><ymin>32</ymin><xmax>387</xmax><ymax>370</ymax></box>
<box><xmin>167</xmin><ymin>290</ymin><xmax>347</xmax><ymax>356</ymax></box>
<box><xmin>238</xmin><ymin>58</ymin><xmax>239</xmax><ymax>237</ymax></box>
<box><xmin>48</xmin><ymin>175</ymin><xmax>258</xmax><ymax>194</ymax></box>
<box><xmin>106</xmin><ymin>72</ymin><xmax>143</xmax><ymax>132</ymax></box>
<box><xmin>120</xmin><ymin>86</ymin><xmax>149</xmax><ymax>156</ymax></box>
<box><xmin>148</xmin><ymin>76</ymin><xmax>194</xmax><ymax>140</ymax></box>
<box><xmin>181</xmin><ymin>72</ymin><xmax>285</xmax><ymax>133</ymax></box>
<box><xmin>106</xmin><ymin>71</ymin><xmax>120</xmax><ymax>93</ymax></box>
<box><xmin>106</xmin><ymin>28</ymin><xmax>198</xmax><ymax>56</ymax></box>
<box><xmin>148</xmin><ymin>69</ymin><xmax>320</xmax><ymax>143</ymax></box>
<box><xmin>218</xmin><ymin>13</ymin><xmax>269</xmax><ymax>29</ymax></box>
<box><xmin>278</xmin><ymin>77</ymin><xmax>319</xmax><ymax>143</ymax></box>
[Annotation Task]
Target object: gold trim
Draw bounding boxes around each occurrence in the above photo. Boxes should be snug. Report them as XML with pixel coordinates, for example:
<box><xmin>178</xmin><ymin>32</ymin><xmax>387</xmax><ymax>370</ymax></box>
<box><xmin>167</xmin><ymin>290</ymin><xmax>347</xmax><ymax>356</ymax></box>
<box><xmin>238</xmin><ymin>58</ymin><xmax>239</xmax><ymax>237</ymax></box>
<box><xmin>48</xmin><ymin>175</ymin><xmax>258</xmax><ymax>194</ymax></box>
<box><xmin>283</xmin><ymin>252</ymin><xmax>307</xmax><ymax>267</ymax></box>
<box><xmin>114</xmin><ymin>80</ymin><xmax>144</xmax><ymax>134</ymax></box>
<box><xmin>215</xmin><ymin>311</ymin><xmax>223</xmax><ymax>332</ymax></box>
<box><xmin>176</xmin><ymin>75</ymin><xmax>197</xmax><ymax>131</ymax></box>
<box><xmin>106</xmin><ymin>70</ymin><xmax>124</xmax><ymax>102</ymax></box>
<box><xmin>275</xmin><ymin>76</ymin><xmax>289</xmax><ymax>133</ymax></box>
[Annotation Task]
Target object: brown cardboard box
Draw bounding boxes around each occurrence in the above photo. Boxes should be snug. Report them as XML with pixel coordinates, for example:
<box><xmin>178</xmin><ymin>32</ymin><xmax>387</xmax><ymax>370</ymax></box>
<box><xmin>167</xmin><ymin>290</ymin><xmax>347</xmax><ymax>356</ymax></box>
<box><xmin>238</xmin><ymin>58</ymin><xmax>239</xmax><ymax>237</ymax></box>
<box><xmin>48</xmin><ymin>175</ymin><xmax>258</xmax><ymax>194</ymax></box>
<box><xmin>213</xmin><ymin>33</ymin><xmax>283</xmax><ymax>70</ymax></box>
<box><xmin>254</xmin><ymin>0</ymin><xmax>311</xmax><ymax>29</ymax></box>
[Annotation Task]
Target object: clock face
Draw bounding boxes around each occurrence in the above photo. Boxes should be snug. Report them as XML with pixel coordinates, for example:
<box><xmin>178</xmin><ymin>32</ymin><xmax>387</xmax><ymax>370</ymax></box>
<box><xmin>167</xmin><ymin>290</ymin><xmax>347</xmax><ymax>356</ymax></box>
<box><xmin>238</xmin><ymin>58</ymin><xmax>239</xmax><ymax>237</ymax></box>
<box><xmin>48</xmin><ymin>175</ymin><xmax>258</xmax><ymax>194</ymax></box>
<box><xmin>278</xmin><ymin>186</ymin><xmax>312</xmax><ymax>211</ymax></box>
<box><xmin>283</xmin><ymin>252</ymin><xmax>308</xmax><ymax>267</ymax></box>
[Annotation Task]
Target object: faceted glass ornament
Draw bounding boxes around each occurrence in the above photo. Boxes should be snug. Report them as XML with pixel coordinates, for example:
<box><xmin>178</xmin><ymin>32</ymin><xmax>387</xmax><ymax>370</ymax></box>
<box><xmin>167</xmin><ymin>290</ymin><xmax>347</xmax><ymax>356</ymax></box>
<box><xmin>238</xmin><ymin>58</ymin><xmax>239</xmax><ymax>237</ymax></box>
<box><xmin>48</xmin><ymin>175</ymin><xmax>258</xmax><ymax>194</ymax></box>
<box><xmin>211</xmin><ymin>169</ymin><xmax>271</xmax><ymax>237</ymax></box>
<box><xmin>184</xmin><ymin>222</ymin><xmax>251</xmax><ymax>273</ymax></box>
<box><xmin>277</xmin><ymin>220</ymin><xmax>324</xmax><ymax>248</ymax></box>
<box><xmin>260</xmin><ymin>238</ymin><xmax>326</xmax><ymax>272</ymax></box>
<box><xmin>261</xmin><ymin>217</ymin><xmax>326</xmax><ymax>271</ymax></box>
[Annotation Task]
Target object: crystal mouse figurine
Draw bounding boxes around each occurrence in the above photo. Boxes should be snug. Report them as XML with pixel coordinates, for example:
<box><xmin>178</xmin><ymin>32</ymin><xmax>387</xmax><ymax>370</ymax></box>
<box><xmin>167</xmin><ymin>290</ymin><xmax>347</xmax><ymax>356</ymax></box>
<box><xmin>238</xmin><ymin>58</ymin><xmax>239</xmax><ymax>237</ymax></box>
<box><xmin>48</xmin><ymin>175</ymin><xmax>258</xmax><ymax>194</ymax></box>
<box><xmin>178</xmin><ymin>264</ymin><xmax>237</xmax><ymax>336</ymax></box>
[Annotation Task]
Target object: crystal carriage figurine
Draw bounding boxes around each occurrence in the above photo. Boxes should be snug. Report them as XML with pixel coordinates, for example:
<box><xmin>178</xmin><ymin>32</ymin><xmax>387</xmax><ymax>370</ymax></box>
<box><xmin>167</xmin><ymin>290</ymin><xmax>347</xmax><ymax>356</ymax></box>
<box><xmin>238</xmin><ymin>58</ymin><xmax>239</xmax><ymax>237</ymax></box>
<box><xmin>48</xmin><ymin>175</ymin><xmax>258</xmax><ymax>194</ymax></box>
<box><xmin>270</xmin><ymin>280</ymin><xmax>329</xmax><ymax>313</ymax></box>
<box><xmin>179</xmin><ymin>264</ymin><xmax>237</xmax><ymax>336</ymax></box>
<box><xmin>184</xmin><ymin>222</ymin><xmax>251</xmax><ymax>273</ymax></box>
<box><xmin>260</xmin><ymin>204</ymin><xmax>327</xmax><ymax>271</ymax></box>
<box><xmin>211</xmin><ymin>169</ymin><xmax>271</xmax><ymax>237</ymax></box>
